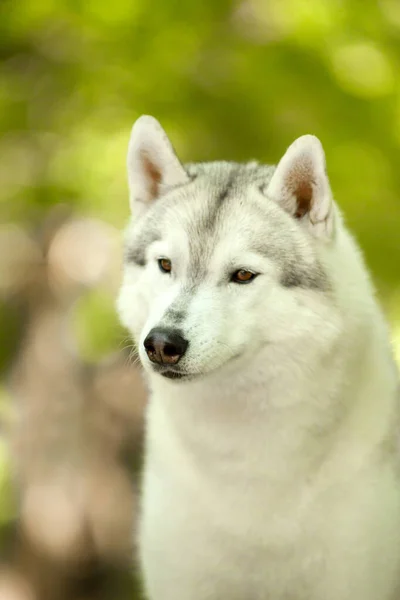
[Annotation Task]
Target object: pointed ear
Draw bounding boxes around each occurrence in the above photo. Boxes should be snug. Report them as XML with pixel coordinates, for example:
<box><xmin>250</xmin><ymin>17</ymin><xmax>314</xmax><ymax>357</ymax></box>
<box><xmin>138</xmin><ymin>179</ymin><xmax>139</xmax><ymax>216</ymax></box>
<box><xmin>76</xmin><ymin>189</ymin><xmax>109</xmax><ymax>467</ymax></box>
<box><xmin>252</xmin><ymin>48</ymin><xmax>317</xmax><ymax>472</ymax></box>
<box><xmin>127</xmin><ymin>115</ymin><xmax>189</xmax><ymax>216</ymax></box>
<box><xmin>265</xmin><ymin>135</ymin><xmax>334</xmax><ymax>238</ymax></box>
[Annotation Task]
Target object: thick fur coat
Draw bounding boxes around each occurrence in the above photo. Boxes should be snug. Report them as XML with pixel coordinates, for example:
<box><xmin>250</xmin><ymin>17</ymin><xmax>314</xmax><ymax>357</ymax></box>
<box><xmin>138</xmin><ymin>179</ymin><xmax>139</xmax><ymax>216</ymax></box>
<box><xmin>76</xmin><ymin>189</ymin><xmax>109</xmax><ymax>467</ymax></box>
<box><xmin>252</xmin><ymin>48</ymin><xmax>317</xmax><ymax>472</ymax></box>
<box><xmin>118</xmin><ymin>116</ymin><xmax>400</xmax><ymax>600</ymax></box>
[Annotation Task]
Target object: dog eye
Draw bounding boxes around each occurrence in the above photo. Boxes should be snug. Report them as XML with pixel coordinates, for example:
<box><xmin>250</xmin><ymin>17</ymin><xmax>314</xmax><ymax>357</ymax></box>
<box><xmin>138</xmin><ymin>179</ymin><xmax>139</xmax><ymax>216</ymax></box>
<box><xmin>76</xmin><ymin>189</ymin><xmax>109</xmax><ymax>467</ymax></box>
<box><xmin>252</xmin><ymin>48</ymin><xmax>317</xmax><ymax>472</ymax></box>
<box><xmin>231</xmin><ymin>269</ymin><xmax>257</xmax><ymax>284</ymax></box>
<box><xmin>158</xmin><ymin>258</ymin><xmax>172</xmax><ymax>273</ymax></box>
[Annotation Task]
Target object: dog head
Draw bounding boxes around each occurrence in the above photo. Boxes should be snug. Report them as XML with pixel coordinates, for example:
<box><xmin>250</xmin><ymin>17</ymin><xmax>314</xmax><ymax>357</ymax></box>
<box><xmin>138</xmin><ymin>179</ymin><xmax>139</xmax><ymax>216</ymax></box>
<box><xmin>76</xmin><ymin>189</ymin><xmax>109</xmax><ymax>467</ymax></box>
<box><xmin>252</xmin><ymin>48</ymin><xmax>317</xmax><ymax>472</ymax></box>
<box><xmin>118</xmin><ymin>116</ymin><xmax>339</xmax><ymax>382</ymax></box>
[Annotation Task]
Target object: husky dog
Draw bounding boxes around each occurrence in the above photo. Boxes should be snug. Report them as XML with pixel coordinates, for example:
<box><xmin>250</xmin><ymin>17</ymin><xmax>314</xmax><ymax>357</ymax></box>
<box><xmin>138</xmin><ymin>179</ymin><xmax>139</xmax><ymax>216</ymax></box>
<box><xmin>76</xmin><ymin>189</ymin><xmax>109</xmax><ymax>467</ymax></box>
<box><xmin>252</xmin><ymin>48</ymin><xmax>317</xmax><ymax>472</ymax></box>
<box><xmin>117</xmin><ymin>115</ymin><xmax>400</xmax><ymax>600</ymax></box>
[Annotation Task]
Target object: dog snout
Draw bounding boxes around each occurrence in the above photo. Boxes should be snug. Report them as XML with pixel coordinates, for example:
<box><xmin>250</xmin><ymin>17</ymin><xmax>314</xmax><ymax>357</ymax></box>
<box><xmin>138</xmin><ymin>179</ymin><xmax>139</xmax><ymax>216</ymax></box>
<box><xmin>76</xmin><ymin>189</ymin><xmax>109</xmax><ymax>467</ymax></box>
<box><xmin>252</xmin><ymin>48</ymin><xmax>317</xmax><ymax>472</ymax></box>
<box><xmin>143</xmin><ymin>328</ymin><xmax>189</xmax><ymax>365</ymax></box>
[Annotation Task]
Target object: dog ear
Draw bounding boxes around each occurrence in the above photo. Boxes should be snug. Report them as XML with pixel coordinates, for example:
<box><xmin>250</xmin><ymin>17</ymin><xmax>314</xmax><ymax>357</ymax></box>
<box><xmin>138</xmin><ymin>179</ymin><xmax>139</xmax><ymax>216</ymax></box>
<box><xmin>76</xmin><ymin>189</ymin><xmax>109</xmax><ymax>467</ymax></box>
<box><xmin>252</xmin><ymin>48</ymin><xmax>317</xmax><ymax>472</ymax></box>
<box><xmin>127</xmin><ymin>115</ymin><xmax>189</xmax><ymax>217</ymax></box>
<box><xmin>265</xmin><ymin>135</ymin><xmax>334</xmax><ymax>238</ymax></box>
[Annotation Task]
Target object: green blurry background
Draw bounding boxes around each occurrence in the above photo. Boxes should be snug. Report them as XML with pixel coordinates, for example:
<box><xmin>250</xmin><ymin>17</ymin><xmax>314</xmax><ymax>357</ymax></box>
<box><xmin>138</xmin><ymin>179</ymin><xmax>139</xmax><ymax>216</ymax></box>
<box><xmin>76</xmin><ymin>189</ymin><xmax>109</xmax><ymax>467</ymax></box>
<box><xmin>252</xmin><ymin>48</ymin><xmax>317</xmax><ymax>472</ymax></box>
<box><xmin>0</xmin><ymin>0</ymin><xmax>400</xmax><ymax>598</ymax></box>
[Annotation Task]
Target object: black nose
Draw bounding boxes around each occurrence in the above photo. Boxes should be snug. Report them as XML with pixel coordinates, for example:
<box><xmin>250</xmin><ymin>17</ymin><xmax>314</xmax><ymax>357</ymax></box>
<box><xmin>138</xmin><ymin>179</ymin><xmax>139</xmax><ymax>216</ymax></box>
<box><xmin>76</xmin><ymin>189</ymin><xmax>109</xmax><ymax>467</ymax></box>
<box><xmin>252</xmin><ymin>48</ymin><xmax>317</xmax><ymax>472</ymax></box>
<box><xmin>143</xmin><ymin>328</ymin><xmax>188</xmax><ymax>365</ymax></box>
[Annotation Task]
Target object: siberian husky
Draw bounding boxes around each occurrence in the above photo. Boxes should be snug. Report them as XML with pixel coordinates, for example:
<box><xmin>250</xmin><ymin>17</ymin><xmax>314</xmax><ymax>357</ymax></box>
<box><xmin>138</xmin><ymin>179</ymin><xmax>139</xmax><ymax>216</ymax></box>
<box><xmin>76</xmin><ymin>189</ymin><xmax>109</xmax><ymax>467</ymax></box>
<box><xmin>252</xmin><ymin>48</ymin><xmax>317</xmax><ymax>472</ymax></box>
<box><xmin>117</xmin><ymin>115</ymin><xmax>400</xmax><ymax>600</ymax></box>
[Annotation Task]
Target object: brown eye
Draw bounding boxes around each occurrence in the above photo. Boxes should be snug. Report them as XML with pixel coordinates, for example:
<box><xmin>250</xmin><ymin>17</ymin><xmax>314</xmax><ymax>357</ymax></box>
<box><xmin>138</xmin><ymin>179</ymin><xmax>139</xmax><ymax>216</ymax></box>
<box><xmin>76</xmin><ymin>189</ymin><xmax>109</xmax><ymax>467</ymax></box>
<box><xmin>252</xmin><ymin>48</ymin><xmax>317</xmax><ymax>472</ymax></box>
<box><xmin>158</xmin><ymin>258</ymin><xmax>172</xmax><ymax>273</ymax></box>
<box><xmin>231</xmin><ymin>269</ymin><xmax>257</xmax><ymax>284</ymax></box>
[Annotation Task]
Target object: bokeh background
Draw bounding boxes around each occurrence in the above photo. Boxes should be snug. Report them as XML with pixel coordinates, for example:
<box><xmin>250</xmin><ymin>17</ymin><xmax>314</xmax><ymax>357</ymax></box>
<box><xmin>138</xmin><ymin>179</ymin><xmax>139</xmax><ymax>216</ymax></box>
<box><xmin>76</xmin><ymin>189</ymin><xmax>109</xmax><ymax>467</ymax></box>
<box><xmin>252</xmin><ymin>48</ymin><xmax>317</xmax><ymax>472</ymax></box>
<box><xmin>1</xmin><ymin>0</ymin><xmax>400</xmax><ymax>598</ymax></box>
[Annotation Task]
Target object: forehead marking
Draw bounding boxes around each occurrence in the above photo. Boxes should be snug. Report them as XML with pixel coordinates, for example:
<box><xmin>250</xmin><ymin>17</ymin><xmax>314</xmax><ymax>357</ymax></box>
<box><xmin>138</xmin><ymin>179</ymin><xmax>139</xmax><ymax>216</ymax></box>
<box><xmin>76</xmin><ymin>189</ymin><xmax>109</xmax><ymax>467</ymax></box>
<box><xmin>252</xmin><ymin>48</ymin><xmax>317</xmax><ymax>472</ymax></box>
<box><xmin>216</xmin><ymin>166</ymin><xmax>239</xmax><ymax>207</ymax></box>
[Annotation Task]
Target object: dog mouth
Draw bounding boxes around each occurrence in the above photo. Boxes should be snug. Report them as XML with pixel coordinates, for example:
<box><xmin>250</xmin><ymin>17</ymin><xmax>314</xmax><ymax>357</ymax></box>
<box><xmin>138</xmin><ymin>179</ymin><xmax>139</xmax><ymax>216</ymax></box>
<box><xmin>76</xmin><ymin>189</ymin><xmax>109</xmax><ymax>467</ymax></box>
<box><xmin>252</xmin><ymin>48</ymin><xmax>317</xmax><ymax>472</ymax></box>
<box><xmin>161</xmin><ymin>370</ymin><xmax>189</xmax><ymax>380</ymax></box>
<box><xmin>146</xmin><ymin>351</ymin><xmax>244</xmax><ymax>382</ymax></box>
<box><xmin>151</xmin><ymin>365</ymin><xmax>197</xmax><ymax>381</ymax></box>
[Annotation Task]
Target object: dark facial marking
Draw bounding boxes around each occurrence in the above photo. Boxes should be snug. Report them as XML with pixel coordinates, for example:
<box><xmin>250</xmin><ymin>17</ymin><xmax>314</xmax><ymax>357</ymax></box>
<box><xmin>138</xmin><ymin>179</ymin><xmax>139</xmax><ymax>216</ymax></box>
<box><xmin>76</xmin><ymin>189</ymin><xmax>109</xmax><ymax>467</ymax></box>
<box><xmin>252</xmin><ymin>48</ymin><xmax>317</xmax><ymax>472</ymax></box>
<box><xmin>281</xmin><ymin>269</ymin><xmax>303</xmax><ymax>288</ymax></box>
<box><xmin>129</xmin><ymin>170</ymin><xmax>197</xmax><ymax>265</ymax></box>
<box><xmin>164</xmin><ymin>287</ymin><xmax>197</xmax><ymax>325</ymax></box>
<box><xmin>165</xmin><ymin>308</ymin><xmax>186</xmax><ymax>324</ymax></box>
<box><xmin>196</xmin><ymin>166</ymin><xmax>240</xmax><ymax>244</ymax></box>
<box><xmin>248</xmin><ymin>236</ymin><xmax>329</xmax><ymax>291</ymax></box>
<box><xmin>125</xmin><ymin>228</ymin><xmax>161</xmax><ymax>267</ymax></box>
<box><xmin>216</xmin><ymin>167</ymin><xmax>238</xmax><ymax>206</ymax></box>
<box><xmin>247</xmin><ymin>198</ymin><xmax>330</xmax><ymax>292</ymax></box>
<box><xmin>281</xmin><ymin>263</ymin><xmax>329</xmax><ymax>291</ymax></box>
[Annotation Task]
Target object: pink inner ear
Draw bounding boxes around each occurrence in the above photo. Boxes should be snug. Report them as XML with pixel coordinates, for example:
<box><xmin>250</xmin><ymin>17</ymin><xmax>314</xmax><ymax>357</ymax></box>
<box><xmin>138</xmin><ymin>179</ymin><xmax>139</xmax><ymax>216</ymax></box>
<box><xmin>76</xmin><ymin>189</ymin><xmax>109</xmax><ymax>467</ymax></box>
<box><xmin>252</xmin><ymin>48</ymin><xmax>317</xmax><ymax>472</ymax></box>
<box><xmin>141</xmin><ymin>150</ymin><xmax>162</xmax><ymax>200</ymax></box>
<box><xmin>286</xmin><ymin>159</ymin><xmax>315</xmax><ymax>219</ymax></box>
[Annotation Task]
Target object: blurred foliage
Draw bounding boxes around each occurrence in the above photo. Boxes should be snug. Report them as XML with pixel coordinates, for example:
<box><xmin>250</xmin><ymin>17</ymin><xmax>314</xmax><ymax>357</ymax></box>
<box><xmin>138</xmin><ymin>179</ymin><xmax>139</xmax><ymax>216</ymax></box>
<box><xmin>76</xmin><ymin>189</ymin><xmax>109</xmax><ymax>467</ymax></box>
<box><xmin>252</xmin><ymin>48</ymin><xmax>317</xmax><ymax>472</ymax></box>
<box><xmin>1</xmin><ymin>0</ymin><xmax>400</xmax><ymax>351</ymax></box>
<box><xmin>1</xmin><ymin>0</ymin><xmax>400</xmax><ymax>325</ymax></box>
<box><xmin>0</xmin><ymin>0</ymin><xmax>400</xmax><ymax>597</ymax></box>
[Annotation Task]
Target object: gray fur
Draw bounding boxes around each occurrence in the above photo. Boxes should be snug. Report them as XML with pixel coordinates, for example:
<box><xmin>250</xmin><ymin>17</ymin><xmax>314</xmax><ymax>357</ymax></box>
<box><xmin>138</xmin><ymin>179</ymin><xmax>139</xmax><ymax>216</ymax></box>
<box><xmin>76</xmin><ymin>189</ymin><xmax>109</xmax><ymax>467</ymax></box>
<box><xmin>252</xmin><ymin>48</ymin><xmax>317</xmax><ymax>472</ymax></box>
<box><xmin>163</xmin><ymin>292</ymin><xmax>194</xmax><ymax>327</ymax></box>
<box><xmin>119</xmin><ymin>119</ymin><xmax>400</xmax><ymax>600</ymax></box>
<box><xmin>125</xmin><ymin>224</ymin><xmax>161</xmax><ymax>266</ymax></box>
<box><xmin>165</xmin><ymin>308</ymin><xmax>186</xmax><ymax>324</ymax></box>
<box><xmin>124</xmin><ymin>159</ymin><xmax>329</xmax><ymax>291</ymax></box>
<box><xmin>281</xmin><ymin>261</ymin><xmax>328</xmax><ymax>290</ymax></box>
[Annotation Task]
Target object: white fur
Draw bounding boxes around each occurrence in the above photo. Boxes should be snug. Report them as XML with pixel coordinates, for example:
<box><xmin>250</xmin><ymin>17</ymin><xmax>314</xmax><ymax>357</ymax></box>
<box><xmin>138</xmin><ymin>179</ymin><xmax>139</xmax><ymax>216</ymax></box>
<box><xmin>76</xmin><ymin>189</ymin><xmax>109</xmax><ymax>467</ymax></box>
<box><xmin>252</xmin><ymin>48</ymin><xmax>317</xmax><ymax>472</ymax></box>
<box><xmin>118</xmin><ymin>117</ymin><xmax>400</xmax><ymax>600</ymax></box>
<box><xmin>267</xmin><ymin>134</ymin><xmax>334</xmax><ymax>237</ymax></box>
<box><xmin>127</xmin><ymin>115</ymin><xmax>188</xmax><ymax>215</ymax></box>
